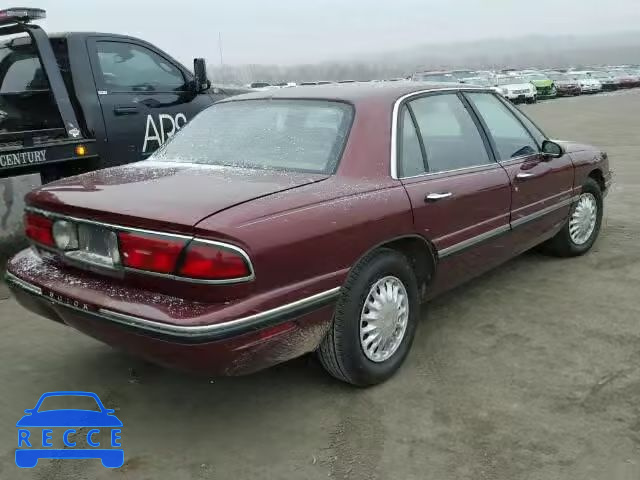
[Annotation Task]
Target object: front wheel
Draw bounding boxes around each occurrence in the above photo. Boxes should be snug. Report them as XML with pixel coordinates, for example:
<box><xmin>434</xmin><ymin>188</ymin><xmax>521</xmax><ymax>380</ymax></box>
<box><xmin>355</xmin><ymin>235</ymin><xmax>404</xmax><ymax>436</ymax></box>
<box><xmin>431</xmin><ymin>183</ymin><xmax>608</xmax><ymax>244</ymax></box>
<box><xmin>317</xmin><ymin>249</ymin><xmax>420</xmax><ymax>386</ymax></box>
<box><xmin>544</xmin><ymin>178</ymin><xmax>603</xmax><ymax>257</ymax></box>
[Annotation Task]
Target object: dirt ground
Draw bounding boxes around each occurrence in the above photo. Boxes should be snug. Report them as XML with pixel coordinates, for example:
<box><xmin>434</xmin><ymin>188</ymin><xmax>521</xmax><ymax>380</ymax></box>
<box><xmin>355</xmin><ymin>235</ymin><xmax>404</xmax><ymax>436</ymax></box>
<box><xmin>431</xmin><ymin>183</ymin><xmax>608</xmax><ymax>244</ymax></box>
<box><xmin>0</xmin><ymin>90</ymin><xmax>639</xmax><ymax>480</ymax></box>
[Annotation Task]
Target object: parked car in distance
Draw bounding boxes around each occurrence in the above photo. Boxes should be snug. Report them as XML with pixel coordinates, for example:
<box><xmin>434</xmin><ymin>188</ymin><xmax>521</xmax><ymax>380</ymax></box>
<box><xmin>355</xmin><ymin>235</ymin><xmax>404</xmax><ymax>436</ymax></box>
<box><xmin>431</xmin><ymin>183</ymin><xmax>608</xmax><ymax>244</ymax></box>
<box><xmin>6</xmin><ymin>83</ymin><xmax>612</xmax><ymax>386</ymax></box>
<box><xmin>521</xmin><ymin>72</ymin><xmax>557</xmax><ymax>99</ymax></box>
<box><xmin>568</xmin><ymin>72</ymin><xmax>603</xmax><ymax>93</ymax></box>
<box><xmin>587</xmin><ymin>71</ymin><xmax>618</xmax><ymax>90</ymax></box>
<box><xmin>461</xmin><ymin>76</ymin><xmax>507</xmax><ymax>96</ymax></box>
<box><xmin>495</xmin><ymin>75</ymin><xmax>537</xmax><ymax>103</ymax></box>
<box><xmin>448</xmin><ymin>69</ymin><xmax>477</xmax><ymax>80</ymax></box>
<box><xmin>247</xmin><ymin>82</ymin><xmax>273</xmax><ymax>91</ymax></box>
<box><xmin>546</xmin><ymin>72</ymin><xmax>582</xmax><ymax>96</ymax></box>
<box><xmin>411</xmin><ymin>71</ymin><xmax>461</xmax><ymax>83</ymax></box>
<box><xmin>609</xmin><ymin>69</ymin><xmax>640</xmax><ymax>88</ymax></box>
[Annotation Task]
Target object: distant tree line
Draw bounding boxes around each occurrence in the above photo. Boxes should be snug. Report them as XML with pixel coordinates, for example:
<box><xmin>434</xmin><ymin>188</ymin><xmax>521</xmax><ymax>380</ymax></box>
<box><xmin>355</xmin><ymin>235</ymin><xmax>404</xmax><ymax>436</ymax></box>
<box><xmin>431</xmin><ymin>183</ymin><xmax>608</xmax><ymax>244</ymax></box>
<box><xmin>207</xmin><ymin>31</ymin><xmax>640</xmax><ymax>85</ymax></box>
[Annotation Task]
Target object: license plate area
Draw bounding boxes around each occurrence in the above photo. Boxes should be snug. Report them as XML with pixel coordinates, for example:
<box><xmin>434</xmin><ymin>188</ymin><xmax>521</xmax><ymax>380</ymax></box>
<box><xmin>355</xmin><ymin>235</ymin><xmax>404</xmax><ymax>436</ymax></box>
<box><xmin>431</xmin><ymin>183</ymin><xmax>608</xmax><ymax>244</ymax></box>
<box><xmin>65</xmin><ymin>224</ymin><xmax>120</xmax><ymax>269</ymax></box>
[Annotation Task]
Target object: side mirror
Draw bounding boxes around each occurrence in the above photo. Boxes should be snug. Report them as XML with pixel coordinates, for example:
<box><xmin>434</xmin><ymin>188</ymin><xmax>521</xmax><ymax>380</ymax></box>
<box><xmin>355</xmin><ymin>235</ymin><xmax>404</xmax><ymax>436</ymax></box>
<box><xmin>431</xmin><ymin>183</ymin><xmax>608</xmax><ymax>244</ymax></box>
<box><xmin>541</xmin><ymin>139</ymin><xmax>564</xmax><ymax>158</ymax></box>
<box><xmin>192</xmin><ymin>58</ymin><xmax>211</xmax><ymax>92</ymax></box>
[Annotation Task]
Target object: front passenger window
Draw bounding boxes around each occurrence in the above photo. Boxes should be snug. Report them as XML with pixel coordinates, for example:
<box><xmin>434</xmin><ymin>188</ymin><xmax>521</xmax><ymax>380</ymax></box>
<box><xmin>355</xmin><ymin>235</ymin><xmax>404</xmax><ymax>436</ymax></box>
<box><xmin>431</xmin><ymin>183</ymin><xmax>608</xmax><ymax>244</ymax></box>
<box><xmin>95</xmin><ymin>41</ymin><xmax>185</xmax><ymax>92</ymax></box>
<box><xmin>466</xmin><ymin>93</ymin><xmax>539</xmax><ymax>160</ymax></box>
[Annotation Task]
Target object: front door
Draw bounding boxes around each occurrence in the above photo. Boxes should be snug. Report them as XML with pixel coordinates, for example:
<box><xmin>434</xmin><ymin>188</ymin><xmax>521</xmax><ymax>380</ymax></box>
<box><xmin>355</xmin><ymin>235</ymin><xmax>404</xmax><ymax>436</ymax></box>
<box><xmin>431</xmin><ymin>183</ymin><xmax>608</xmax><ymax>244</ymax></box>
<box><xmin>464</xmin><ymin>92</ymin><xmax>574</xmax><ymax>252</ymax></box>
<box><xmin>87</xmin><ymin>38</ymin><xmax>214</xmax><ymax>167</ymax></box>
<box><xmin>396</xmin><ymin>92</ymin><xmax>512</xmax><ymax>296</ymax></box>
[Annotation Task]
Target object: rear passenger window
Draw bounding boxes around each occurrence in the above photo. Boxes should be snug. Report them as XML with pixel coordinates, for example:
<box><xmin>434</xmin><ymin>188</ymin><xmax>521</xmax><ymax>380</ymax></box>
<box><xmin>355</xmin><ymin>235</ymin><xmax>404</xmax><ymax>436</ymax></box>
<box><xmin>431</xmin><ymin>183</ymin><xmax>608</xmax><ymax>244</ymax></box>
<box><xmin>408</xmin><ymin>94</ymin><xmax>491</xmax><ymax>173</ymax></box>
<box><xmin>466</xmin><ymin>93</ymin><xmax>539</xmax><ymax>160</ymax></box>
<box><xmin>399</xmin><ymin>107</ymin><xmax>425</xmax><ymax>177</ymax></box>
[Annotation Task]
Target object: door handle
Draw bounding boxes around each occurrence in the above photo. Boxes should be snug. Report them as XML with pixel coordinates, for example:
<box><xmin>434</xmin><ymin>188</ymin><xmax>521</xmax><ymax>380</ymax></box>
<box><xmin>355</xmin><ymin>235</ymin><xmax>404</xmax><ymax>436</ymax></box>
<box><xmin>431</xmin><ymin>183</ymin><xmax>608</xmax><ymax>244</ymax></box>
<box><xmin>515</xmin><ymin>172</ymin><xmax>539</xmax><ymax>181</ymax></box>
<box><xmin>425</xmin><ymin>192</ymin><xmax>453</xmax><ymax>202</ymax></box>
<box><xmin>113</xmin><ymin>105</ymin><xmax>139</xmax><ymax>116</ymax></box>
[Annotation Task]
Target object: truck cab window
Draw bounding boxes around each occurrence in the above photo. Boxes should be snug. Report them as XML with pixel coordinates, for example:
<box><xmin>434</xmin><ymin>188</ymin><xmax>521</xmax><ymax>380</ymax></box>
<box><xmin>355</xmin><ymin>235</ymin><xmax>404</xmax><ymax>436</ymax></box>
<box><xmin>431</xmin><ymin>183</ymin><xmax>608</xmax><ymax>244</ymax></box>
<box><xmin>0</xmin><ymin>42</ymin><xmax>49</xmax><ymax>93</ymax></box>
<box><xmin>95</xmin><ymin>41</ymin><xmax>186</xmax><ymax>92</ymax></box>
<box><xmin>0</xmin><ymin>38</ymin><xmax>62</xmax><ymax>134</ymax></box>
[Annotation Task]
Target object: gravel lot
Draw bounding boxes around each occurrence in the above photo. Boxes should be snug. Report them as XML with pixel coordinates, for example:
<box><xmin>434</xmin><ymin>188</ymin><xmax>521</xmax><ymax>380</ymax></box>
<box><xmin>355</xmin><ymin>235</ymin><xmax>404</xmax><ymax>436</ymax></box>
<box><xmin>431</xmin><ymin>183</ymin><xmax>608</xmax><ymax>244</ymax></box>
<box><xmin>0</xmin><ymin>90</ymin><xmax>639</xmax><ymax>480</ymax></box>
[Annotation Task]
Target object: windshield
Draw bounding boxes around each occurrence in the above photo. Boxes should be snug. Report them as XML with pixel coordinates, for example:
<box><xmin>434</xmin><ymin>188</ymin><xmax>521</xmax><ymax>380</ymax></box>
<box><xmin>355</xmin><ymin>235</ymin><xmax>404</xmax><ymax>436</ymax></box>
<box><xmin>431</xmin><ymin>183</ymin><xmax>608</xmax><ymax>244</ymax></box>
<box><xmin>496</xmin><ymin>76</ymin><xmax>526</xmax><ymax>85</ymax></box>
<box><xmin>153</xmin><ymin>100</ymin><xmax>353</xmax><ymax>174</ymax></box>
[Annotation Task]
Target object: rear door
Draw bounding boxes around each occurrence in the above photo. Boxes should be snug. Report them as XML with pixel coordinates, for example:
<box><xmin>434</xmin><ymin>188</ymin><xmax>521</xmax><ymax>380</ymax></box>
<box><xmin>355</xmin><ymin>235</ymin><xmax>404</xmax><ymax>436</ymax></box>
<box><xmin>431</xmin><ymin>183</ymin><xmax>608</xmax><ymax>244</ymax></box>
<box><xmin>87</xmin><ymin>38</ymin><xmax>214</xmax><ymax>166</ymax></box>
<box><xmin>464</xmin><ymin>92</ymin><xmax>574</xmax><ymax>252</ymax></box>
<box><xmin>397</xmin><ymin>92</ymin><xmax>512</xmax><ymax>295</ymax></box>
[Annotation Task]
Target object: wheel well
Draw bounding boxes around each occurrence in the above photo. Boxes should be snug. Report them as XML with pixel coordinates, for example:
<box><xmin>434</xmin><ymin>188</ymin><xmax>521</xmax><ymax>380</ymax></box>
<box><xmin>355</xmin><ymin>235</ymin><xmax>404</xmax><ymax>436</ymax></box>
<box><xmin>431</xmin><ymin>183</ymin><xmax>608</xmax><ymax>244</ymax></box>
<box><xmin>379</xmin><ymin>237</ymin><xmax>436</xmax><ymax>298</ymax></box>
<box><xmin>588</xmin><ymin>169</ymin><xmax>605</xmax><ymax>192</ymax></box>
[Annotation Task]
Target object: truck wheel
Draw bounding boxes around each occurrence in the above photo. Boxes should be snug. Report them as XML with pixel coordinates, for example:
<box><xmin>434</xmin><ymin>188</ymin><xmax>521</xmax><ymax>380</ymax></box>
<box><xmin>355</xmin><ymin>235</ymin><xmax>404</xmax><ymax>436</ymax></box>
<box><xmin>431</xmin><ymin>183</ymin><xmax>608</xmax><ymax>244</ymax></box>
<box><xmin>544</xmin><ymin>178</ymin><xmax>603</xmax><ymax>257</ymax></box>
<box><xmin>317</xmin><ymin>248</ymin><xmax>420</xmax><ymax>386</ymax></box>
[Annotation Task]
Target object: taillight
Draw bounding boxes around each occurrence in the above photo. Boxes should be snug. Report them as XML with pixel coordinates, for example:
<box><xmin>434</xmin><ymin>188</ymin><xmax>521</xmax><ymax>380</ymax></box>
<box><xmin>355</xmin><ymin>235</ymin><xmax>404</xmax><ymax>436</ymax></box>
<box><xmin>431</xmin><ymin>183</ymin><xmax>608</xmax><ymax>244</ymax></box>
<box><xmin>179</xmin><ymin>241</ymin><xmax>252</xmax><ymax>280</ymax></box>
<box><xmin>118</xmin><ymin>232</ymin><xmax>186</xmax><ymax>274</ymax></box>
<box><xmin>24</xmin><ymin>213</ymin><xmax>54</xmax><ymax>247</ymax></box>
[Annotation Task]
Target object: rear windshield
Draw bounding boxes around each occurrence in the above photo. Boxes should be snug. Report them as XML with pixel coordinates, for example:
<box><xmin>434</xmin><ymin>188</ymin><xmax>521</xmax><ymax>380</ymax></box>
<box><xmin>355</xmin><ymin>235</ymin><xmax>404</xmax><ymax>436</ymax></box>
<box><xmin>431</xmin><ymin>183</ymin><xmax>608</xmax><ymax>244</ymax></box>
<box><xmin>153</xmin><ymin>99</ymin><xmax>353</xmax><ymax>174</ymax></box>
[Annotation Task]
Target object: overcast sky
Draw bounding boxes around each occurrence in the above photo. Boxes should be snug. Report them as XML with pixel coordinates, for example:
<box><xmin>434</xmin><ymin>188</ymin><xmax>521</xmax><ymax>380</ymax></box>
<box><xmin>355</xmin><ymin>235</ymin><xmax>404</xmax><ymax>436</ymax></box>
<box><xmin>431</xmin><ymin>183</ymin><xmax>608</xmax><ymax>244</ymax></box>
<box><xmin>19</xmin><ymin>0</ymin><xmax>640</xmax><ymax>66</ymax></box>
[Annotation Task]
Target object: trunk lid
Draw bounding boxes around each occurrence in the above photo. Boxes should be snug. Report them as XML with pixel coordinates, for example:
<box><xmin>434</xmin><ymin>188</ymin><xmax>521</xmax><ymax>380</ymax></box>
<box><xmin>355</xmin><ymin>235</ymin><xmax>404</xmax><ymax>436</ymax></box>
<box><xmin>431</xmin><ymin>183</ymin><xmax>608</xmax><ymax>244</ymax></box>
<box><xmin>27</xmin><ymin>161</ymin><xmax>330</xmax><ymax>232</ymax></box>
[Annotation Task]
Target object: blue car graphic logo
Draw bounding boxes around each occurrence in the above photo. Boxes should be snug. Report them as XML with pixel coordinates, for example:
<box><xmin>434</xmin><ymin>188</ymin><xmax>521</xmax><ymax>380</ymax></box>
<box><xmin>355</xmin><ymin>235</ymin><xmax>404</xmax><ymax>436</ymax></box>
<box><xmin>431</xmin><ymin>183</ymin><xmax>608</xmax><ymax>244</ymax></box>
<box><xmin>16</xmin><ymin>391</ymin><xmax>123</xmax><ymax>468</ymax></box>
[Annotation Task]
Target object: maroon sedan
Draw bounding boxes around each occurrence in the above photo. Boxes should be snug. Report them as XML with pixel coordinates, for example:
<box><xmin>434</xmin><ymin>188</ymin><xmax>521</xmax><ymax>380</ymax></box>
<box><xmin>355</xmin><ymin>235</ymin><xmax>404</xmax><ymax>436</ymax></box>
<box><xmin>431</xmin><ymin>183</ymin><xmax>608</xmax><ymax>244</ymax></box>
<box><xmin>6</xmin><ymin>83</ymin><xmax>612</xmax><ymax>386</ymax></box>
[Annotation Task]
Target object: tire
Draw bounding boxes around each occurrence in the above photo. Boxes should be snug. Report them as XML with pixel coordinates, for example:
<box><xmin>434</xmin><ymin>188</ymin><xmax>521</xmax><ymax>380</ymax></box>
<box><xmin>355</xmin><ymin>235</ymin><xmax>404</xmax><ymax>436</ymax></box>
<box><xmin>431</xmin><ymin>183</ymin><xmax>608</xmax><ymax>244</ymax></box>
<box><xmin>544</xmin><ymin>178</ymin><xmax>603</xmax><ymax>257</ymax></box>
<box><xmin>317</xmin><ymin>248</ymin><xmax>420</xmax><ymax>386</ymax></box>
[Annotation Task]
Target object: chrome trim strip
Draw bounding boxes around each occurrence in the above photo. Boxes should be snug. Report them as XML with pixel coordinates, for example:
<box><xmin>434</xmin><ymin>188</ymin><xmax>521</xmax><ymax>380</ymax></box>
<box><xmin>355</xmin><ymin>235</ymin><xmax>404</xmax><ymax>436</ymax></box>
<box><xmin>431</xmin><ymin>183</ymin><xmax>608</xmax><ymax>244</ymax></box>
<box><xmin>5</xmin><ymin>271</ymin><xmax>42</xmax><ymax>296</ymax></box>
<box><xmin>5</xmin><ymin>270</ymin><xmax>341</xmax><ymax>340</ymax></box>
<box><xmin>390</xmin><ymin>87</ymin><xmax>492</xmax><ymax>180</ymax></box>
<box><xmin>438</xmin><ymin>195</ymin><xmax>579</xmax><ymax>258</ymax></box>
<box><xmin>511</xmin><ymin>196</ymin><xmax>578</xmax><ymax>229</ymax></box>
<box><xmin>98</xmin><ymin>287</ymin><xmax>341</xmax><ymax>338</ymax></box>
<box><xmin>510</xmin><ymin>189</ymin><xmax>574</xmax><ymax>217</ymax></box>
<box><xmin>398</xmin><ymin>161</ymin><xmax>500</xmax><ymax>181</ymax></box>
<box><xmin>439</xmin><ymin>225</ymin><xmax>511</xmax><ymax>258</ymax></box>
<box><xmin>25</xmin><ymin>207</ymin><xmax>192</xmax><ymax>239</ymax></box>
<box><xmin>24</xmin><ymin>207</ymin><xmax>255</xmax><ymax>285</ymax></box>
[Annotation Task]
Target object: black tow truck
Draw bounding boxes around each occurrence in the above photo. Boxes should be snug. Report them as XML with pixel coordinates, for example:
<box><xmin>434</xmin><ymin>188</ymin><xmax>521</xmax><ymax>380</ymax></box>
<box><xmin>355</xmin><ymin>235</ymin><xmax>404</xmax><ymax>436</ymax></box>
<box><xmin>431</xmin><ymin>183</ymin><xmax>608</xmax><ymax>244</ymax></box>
<box><xmin>0</xmin><ymin>7</ymin><xmax>246</xmax><ymax>183</ymax></box>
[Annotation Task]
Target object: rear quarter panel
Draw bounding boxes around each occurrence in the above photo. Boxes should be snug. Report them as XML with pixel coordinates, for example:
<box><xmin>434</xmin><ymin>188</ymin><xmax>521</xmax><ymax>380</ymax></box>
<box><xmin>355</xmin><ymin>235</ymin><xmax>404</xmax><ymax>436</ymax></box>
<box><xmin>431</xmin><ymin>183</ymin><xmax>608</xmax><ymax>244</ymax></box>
<box><xmin>195</xmin><ymin>177</ymin><xmax>414</xmax><ymax>298</ymax></box>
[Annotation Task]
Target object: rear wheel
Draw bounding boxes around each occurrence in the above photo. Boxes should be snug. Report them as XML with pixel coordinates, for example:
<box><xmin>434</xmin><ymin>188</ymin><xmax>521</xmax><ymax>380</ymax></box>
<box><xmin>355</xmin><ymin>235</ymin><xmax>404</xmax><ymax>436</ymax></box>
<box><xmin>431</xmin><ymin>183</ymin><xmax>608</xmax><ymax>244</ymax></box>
<box><xmin>544</xmin><ymin>178</ymin><xmax>603</xmax><ymax>257</ymax></box>
<box><xmin>317</xmin><ymin>249</ymin><xmax>420</xmax><ymax>386</ymax></box>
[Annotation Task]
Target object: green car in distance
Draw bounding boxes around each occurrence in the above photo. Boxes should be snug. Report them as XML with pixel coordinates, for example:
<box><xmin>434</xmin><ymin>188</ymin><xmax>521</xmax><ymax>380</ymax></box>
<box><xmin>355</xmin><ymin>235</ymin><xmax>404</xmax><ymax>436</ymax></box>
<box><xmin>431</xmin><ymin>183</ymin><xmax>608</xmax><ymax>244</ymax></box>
<box><xmin>522</xmin><ymin>72</ymin><xmax>557</xmax><ymax>99</ymax></box>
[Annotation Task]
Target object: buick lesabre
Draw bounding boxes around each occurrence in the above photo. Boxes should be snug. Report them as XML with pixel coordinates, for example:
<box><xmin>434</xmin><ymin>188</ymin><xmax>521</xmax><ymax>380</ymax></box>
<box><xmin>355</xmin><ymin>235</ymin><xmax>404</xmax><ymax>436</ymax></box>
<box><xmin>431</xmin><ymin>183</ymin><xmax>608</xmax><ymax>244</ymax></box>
<box><xmin>6</xmin><ymin>83</ymin><xmax>612</xmax><ymax>386</ymax></box>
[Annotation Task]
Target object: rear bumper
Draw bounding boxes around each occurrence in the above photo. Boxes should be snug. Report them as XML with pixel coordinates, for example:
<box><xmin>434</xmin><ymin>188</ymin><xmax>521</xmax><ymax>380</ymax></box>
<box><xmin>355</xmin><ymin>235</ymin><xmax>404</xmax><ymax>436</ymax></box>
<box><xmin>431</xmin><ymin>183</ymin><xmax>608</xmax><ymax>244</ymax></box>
<box><xmin>5</xmin><ymin>253</ymin><xmax>339</xmax><ymax>375</ymax></box>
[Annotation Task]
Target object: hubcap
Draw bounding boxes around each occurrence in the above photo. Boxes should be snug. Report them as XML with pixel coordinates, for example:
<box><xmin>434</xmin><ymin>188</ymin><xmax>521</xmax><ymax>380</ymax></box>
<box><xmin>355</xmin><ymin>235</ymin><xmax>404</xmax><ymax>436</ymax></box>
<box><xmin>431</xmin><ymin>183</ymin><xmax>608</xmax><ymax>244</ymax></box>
<box><xmin>359</xmin><ymin>276</ymin><xmax>409</xmax><ymax>363</ymax></box>
<box><xmin>569</xmin><ymin>193</ymin><xmax>598</xmax><ymax>245</ymax></box>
